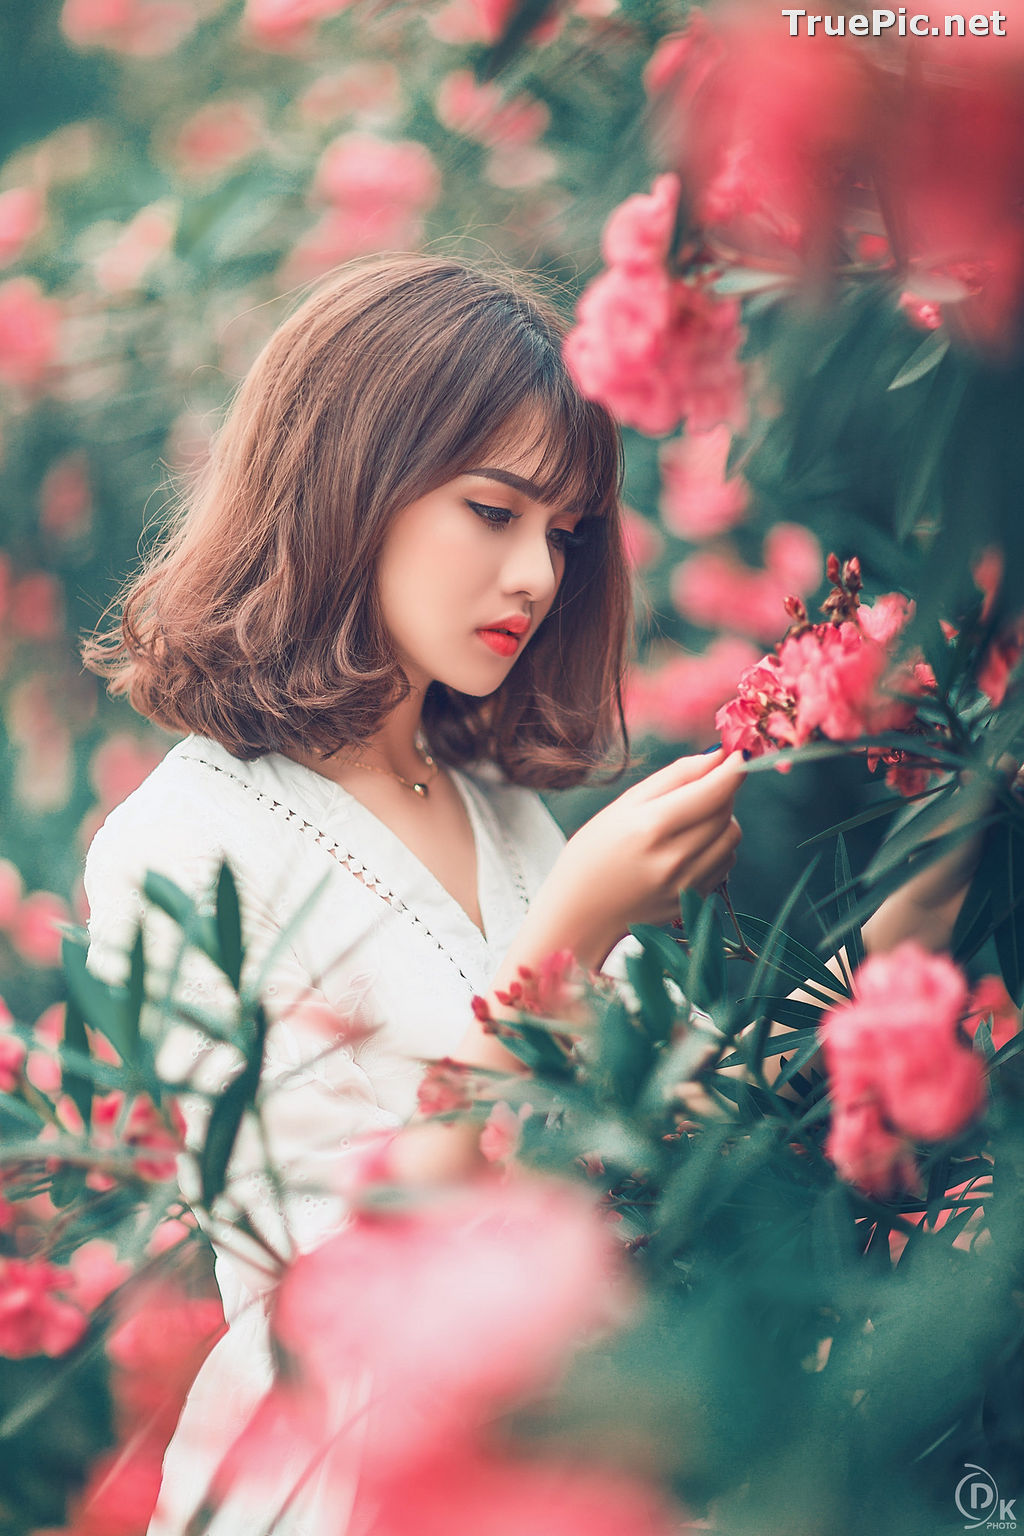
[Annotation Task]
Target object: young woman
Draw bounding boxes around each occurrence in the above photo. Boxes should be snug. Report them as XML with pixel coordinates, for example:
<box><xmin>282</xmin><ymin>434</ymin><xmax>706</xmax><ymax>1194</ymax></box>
<box><xmin>80</xmin><ymin>253</ymin><xmax>745</xmax><ymax>1533</ymax></box>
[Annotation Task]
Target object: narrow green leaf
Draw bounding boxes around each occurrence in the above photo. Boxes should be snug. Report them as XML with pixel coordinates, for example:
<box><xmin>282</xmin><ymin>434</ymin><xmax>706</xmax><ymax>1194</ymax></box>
<box><xmin>199</xmin><ymin>1005</ymin><xmax>268</xmax><ymax>1207</ymax></box>
<box><xmin>215</xmin><ymin>861</ymin><xmax>244</xmax><ymax>991</ymax></box>
<box><xmin>61</xmin><ymin>938</ymin><xmax>130</xmax><ymax>1061</ymax></box>
<box><xmin>833</xmin><ymin>835</ymin><xmax>865</xmax><ymax>970</ymax></box>
<box><xmin>888</xmin><ymin>331</ymin><xmax>950</xmax><ymax>391</ymax></box>
<box><xmin>60</xmin><ymin>998</ymin><xmax>93</xmax><ymax>1129</ymax></box>
<box><xmin>628</xmin><ymin>923</ymin><xmax>689</xmax><ymax>989</ymax></box>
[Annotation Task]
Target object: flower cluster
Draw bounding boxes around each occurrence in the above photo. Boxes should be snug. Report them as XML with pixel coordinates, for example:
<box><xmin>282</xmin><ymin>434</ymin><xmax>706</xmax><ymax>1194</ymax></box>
<box><xmin>283</xmin><ymin>132</ymin><xmax>440</xmax><ymax>287</ymax></box>
<box><xmin>821</xmin><ymin>943</ymin><xmax>987</xmax><ymax>1197</ymax></box>
<box><xmin>210</xmin><ymin>1176</ymin><xmax>681</xmax><ymax>1535</ymax></box>
<box><xmin>563</xmin><ymin>174</ymin><xmax>747</xmax><ymax>437</ymax></box>
<box><xmin>671</xmin><ymin>523</ymin><xmax>822</xmax><ymax>642</ymax></box>
<box><xmin>647</xmin><ymin>3</ymin><xmax>1024</xmax><ymax>349</ymax></box>
<box><xmin>715</xmin><ymin>554</ymin><xmax>938</xmax><ymax>792</ymax></box>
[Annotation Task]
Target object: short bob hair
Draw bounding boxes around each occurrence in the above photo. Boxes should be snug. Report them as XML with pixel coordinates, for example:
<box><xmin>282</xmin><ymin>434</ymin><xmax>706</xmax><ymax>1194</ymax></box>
<box><xmin>81</xmin><ymin>254</ymin><xmax>636</xmax><ymax>790</ymax></box>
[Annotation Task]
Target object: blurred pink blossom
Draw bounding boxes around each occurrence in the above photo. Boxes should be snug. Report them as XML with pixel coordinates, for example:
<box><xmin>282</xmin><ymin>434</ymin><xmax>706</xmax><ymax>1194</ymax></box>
<box><xmin>0</xmin><ymin>277</ymin><xmax>61</xmax><ymax>391</ymax></box>
<box><xmin>90</xmin><ymin>1091</ymin><xmax>187</xmax><ymax>1183</ymax></box>
<box><xmin>89</xmin><ymin>733</ymin><xmax>164</xmax><ymax>811</ymax></box>
<box><xmin>485</xmin><ymin>144</ymin><xmax>558</xmax><ymax>189</ymax></box>
<box><xmin>8</xmin><ymin>570</ymin><xmax>63</xmax><ymax>640</ymax></box>
<box><xmin>436</xmin><ymin>70</ymin><xmax>549</xmax><ymax>149</ymax></box>
<box><xmin>0</xmin><ymin>998</ymin><xmax>25</xmax><ymax>1093</ymax></box>
<box><xmin>94</xmin><ymin>203</ymin><xmax>176</xmax><ymax>295</ymax></box>
<box><xmin>217</xmin><ymin>1175</ymin><xmax>627</xmax><ymax>1511</ymax></box>
<box><xmin>61</xmin><ymin>0</ymin><xmax>200</xmax><ymax>56</ymax></box>
<box><xmin>601</xmin><ymin>174</ymin><xmax>678</xmax><ymax>271</ymax></box>
<box><xmin>67</xmin><ymin>1239</ymin><xmax>133</xmax><ymax>1314</ymax></box>
<box><xmin>360</xmin><ymin>1447</ymin><xmax>682</xmax><ymax>1536</ymax></box>
<box><xmin>825</xmin><ymin>1098</ymin><xmax>921</xmax><ymax>1200</ymax></box>
<box><xmin>964</xmin><ymin>974</ymin><xmax>1021</xmax><ymax>1053</ymax></box>
<box><xmin>0</xmin><ymin>859</ymin><xmax>24</xmax><ymax>928</ymax></box>
<box><xmin>565</xmin><ymin>177</ymin><xmax>746</xmax><ymax>438</ymax></box>
<box><xmin>62</xmin><ymin>1445</ymin><xmax>166</xmax><ymax>1536</ymax></box>
<box><xmin>0</xmin><ymin>1257</ymin><xmax>87</xmax><ymax>1358</ymax></box>
<box><xmin>625</xmin><ymin>635</ymin><xmax>761</xmax><ymax>744</ymax></box>
<box><xmin>39</xmin><ymin>452</ymin><xmax>93</xmax><ymax>541</ymax></box>
<box><xmin>9</xmin><ymin>891</ymin><xmax>72</xmax><ymax>969</ymax></box>
<box><xmin>620</xmin><ymin>505</ymin><xmax>664</xmax><ymax>571</ymax></box>
<box><xmin>0</xmin><ymin>188</ymin><xmax>45</xmax><ymax>268</ymax></box>
<box><xmin>298</xmin><ymin>63</ymin><xmax>401</xmax><ymax>126</ymax></box>
<box><xmin>170</xmin><ymin>99</ymin><xmax>263</xmax><ymax>181</ymax></box>
<box><xmin>315</xmin><ymin>132</ymin><xmax>440</xmax><ymax>215</ymax></box>
<box><xmin>243</xmin><ymin>0</ymin><xmax>354</xmax><ymax>48</ymax></box>
<box><xmin>479</xmin><ymin>1100</ymin><xmax>531</xmax><ymax>1165</ymax></box>
<box><xmin>822</xmin><ymin>943</ymin><xmax>986</xmax><ymax>1196</ymax></box>
<box><xmin>429</xmin><ymin>0</ymin><xmax>563</xmax><ymax>45</ymax></box>
<box><xmin>671</xmin><ymin>528</ymin><xmax>821</xmax><ymax>642</ymax></box>
<box><xmin>659</xmin><ymin>425</ymin><xmax>748</xmax><ymax>540</ymax></box>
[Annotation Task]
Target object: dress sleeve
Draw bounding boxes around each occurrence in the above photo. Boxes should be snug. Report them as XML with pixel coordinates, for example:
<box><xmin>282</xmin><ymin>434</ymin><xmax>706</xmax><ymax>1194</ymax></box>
<box><xmin>83</xmin><ymin>808</ymin><xmax>401</xmax><ymax>1282</ymax></box>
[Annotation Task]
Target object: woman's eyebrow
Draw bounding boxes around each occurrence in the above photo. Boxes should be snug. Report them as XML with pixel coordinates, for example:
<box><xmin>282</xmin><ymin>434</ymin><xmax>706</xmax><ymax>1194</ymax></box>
<box><xmin>463</xmin><ymin>467</ymin><xmax>546</xmax><ymax>500</ymax></box>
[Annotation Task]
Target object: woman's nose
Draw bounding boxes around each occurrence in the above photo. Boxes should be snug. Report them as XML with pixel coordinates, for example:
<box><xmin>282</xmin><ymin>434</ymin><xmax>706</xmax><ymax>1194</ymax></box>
<box><xmin>502</xmin><ymin>532</ymin><xmax>560</xmax><ymax>605</ymax></box>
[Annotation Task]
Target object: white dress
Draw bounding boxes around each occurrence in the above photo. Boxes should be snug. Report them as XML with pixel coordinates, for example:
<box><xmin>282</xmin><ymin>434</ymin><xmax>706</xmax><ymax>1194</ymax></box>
<box><xmin>83</xmin><ymin>733</ymin><xmax>637</xmax><ymax>1536</ymax></box>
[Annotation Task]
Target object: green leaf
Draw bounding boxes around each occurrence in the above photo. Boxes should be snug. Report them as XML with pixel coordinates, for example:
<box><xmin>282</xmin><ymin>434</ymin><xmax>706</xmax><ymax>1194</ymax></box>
<box><xmin>625</xmin><ymin>946</ymin><xmax>676</xmax><ymax>1047</ymax></box>
<box><xmin>711</xmin><ymin>268</ymin><xmax>795</xmax><ymax>297</ymax></box>
<box><xmin>61</xmin><ymin>937</ymin><xmax>131</xmax><ymax>1062</ymax></box>
<box><xmin>888</xmin><ymin>331</ymin><xmax>950</xmax><ymax>391</ymax></box>
<box><xmin>833</xmin><ymin>834</ymin><xmax>865</xmax><ymax>971</ymax></box>
<box><xmin>199</xmin><ymin>1005</ymin><xmax>268</xmax><ymax>1208</ymax></box>
<box><xmin>60</xmin><ymin>998</ymin><xmax>93</xmax><ymax>1130</ymax></box>
<box><xmin>682</xmin><ymin>895</ymin><xmax>727</xmax><ymax>1015</ymax></box>
<box><xmin>215</xmin><ymin>861</ymin><xmax>244</xmax><ymax>991</ymax></box>
<box><xmin>0</xmin><ymin>1092</ymin><xmax>44</xmax><ymax>1132</ymax></box>
<box><xmin>628</xmin><ymin>923</ymin><xmax>690</xmax><ymax>989</ymax></box>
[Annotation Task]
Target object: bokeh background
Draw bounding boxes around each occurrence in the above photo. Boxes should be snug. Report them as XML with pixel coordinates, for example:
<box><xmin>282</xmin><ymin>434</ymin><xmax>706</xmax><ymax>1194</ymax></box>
<box><xmin>0</xmin><ymin>0</ymin><xmax>882</xmax><ymax>1037</ymax></box>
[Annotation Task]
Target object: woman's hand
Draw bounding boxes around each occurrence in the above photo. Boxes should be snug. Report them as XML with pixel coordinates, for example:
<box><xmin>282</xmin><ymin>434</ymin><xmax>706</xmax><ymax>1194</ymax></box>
<box><xmin>543</xmin><ymin>747</ymin><xmax>746</xmax><ymax>968</ymax></box>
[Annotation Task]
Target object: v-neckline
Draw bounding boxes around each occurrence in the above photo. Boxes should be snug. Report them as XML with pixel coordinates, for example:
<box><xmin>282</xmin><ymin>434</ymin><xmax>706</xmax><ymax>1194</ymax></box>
<box><xmin>291</xmin><ymin>757</ymin><xmax>493</xmax><ymax>947</ymax></box>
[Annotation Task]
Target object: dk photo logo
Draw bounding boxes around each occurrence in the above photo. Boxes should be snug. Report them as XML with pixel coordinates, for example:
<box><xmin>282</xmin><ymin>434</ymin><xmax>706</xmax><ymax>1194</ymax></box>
<box><xmin>955</xmin><ymin>1464</ymin><xmax>1018</xmax><ymax>1531</ymax></box>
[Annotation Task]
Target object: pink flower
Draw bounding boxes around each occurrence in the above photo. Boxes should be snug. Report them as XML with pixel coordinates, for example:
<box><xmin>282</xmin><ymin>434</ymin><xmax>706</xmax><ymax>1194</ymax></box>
<box><xmin>243</xmin><ymin>0</ymin><xmax>354</xmax><ymax>49</ymax></box>
<box><xmin>94</xmin><ymin>203</ymin><xmax>176</xmax><ymax>295</ymax></box>
<box><xmin>963</xmin><ymin>975</ymin><xmax>1020</xmax><ymax>1054</ymax></box>
<box><xmin>565</xmin><ymin>263</ymin><xmax>746</xmax><ymax>438</ymax></box>
<box><xmin>900</xmin><ymin>292</ymin><xmax>944</xmax><ymax>331</ymax></box>
<box><xmin>107</xmin><ymin>1282</ymin><xmax>226</xmax><ymax>1439</ymax></box>
<box><xmin>0</xmin><ymin>188</ymin><xmax>45</xmax><ymax>268</ymax></box>
<box><xmin>66</xmin><ymin>1239</ymin><xmax>133</xmax><ymax>1313</ymax></box>
<box><xmin>416</xmin><ymin>1057</ymin><xmax>475</xmax><ymax>1117</ymax></box>
<box><xmin>778</xmin><ymin>623</ymin><xmax>915</xmax><ymax>744</ymax></box>
<box><xmin>39</xmin><ymin>452</ymin><xmax>93</xmax><ymax>541</ymax></box>
<box><xmin>0</xmin><ymin>998</ymin><xmax>25</xmax><ymax>1093</ymax></box>
<box><xmin>625</xmin><ymin>636</ymin><xmax>761</xmax><ymax>744</ymax></box>
<box><xmin>61</xmin><ymin>0</ymin><xmax>199</xmax><ymax>56</ymax></box>
<box><xmin>825</xmin><ymin>1099</ymin><xmax>921</xmax><ymax>1200</ymax></box>
<box><xmin>601</xmin><ymin>173</ymin><xmax>679</xmax><ymax>271</ymax></box>
<box><xmin>620</xmin><ymin>505</ymin><xmax>664</xmax><ymax>571</ymax></box>
<box><xmin>92</xmin><ymin>1091</ymin><xmax>186</xmax><ymax>1181</ymax></box>
<box><xmin>659</xmin><ymin>425</ymin><xmax>748</xmax><ymax>540</ymax></box>
<box><xmin>429</xmin><ymin>0</ymin><xmax>563</xmax><ymax>45</ymax></box>
<box><xmin>671</xmin><ymin>530</ymin><xmax>821</xmax><ymax>643</ymax></box>
<box><xmin>314</xmin><ymin>132</ymin><xmax>440</xmax><ymax>216</ymax></box>
<box><xmin>170</xmin><ymin>100</ymin><xmax>263</xmax><ymax>181</ymax></box>
<box><xmin>88</xmin><ymin>732</ymin><xmax>163</xmax><ymax>811</ymax></box>
<box><xmin>220</xmin><ymin>1176</ymin><xmax>623</xmax><ymax>1497</ymax></box>
<box><xmin>0</xmin><ymin>860</ymin><xmax>23</xmax><ymax>927</ymax></box>
<box><xmin>64</xmin><ymin>1446</ymin><xmax>165</xmax><ymax>1536</ymax></box>
<box><xmin>298</xmin><ymin>63</ymin><xmax>401</xmax><ymax>127</ymax></box>
<box><xmin>436</xmin><ymin>70</ymin><xmax>549</xmax><ymax>149</ymax></box>
<box><xmin>822</xmin><ymin>943</ymin><xmax>986</xmax><ymax>1196</ymax></box>
<box><xmin>0</xmin><ymin>1257</ymin><xmax>87</xmax><ymax>1358</ymax></box>
<box><xmin>479</xmin><ymin>1100</ymin><xmax>531</xmax><ymax>1164</ymax></box>
<box><xmin>9</xmin><ymin>890</ymin><xmax>71</xmax><ymax>968</ymax></box>
<box><xmin>8</xmin><ymin>570</ymin><xmax>63</xmax><ymax>640</ymax></box>
<box><xmin>361</xmin><ymin>1446</ymin><xmax>683</xmax><ymax>1536</ymax></box>
<box><xmin>0</xmin><ymin>277</ymin><xmax>61</xmax><ymax>391</ymax></box>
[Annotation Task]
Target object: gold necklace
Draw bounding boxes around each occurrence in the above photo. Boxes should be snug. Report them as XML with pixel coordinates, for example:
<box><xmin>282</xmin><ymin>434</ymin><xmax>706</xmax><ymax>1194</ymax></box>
<box><xmin>338</xmin><ymin>739</ymin><xmax>439</xmax><ymax>798</ymax></box>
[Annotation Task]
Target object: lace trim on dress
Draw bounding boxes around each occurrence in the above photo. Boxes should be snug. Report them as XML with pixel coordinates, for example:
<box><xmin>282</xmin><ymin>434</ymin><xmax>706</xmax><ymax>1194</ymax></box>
<box><xmin>177</xmin><ymin>753</ymin><xmax>513</xmax><ymax>994</ymax></box>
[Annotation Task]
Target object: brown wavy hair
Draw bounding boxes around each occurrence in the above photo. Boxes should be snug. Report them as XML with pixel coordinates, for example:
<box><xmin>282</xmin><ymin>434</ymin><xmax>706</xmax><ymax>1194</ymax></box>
<box><xmin>81</xmin><ymin>253</ymin><xmax>637</xmax><ymax>790</ymax></box>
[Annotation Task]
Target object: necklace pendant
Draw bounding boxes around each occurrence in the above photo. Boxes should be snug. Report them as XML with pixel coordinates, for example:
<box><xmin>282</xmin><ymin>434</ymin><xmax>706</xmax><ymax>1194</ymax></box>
<box><xmin>412</xmin><ymin>782</ymin><xmax>429</xmax><ymax>797</ymax></box>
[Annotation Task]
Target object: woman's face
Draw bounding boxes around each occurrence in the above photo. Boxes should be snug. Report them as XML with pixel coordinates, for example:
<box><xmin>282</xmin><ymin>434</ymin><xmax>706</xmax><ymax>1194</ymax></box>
<box><xmin>375</xmin><ymin>433</ymin><xmax>585</xmax><ymax>696</ymax></box>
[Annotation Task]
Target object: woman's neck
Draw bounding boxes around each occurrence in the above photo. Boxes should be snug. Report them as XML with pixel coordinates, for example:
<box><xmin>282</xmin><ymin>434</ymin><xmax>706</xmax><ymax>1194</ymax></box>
<box><xmin>283</xmin><ymin>691</ymin><xmax>430</xmax><ymax>788</ymax></box>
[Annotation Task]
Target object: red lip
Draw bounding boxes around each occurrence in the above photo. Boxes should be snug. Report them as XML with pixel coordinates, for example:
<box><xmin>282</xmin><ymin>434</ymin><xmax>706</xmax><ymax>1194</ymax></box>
<box><xmin>480</xmin><ymin>614</ymin><xmax>530</xmax><ymax>636</ymax></box>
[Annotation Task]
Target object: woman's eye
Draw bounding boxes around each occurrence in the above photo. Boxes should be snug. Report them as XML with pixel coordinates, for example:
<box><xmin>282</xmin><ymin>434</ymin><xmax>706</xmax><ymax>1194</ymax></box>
<box><xmin>549</xmin><ymin>527</ymin><xmax>588</xmax><ymax>553</ymax></box>
<box><xmin>467</xmin><ymin>500</ymin><xmax>512</xmax><ymax>529</ymax></box>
